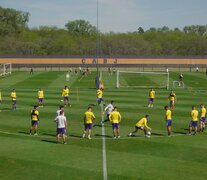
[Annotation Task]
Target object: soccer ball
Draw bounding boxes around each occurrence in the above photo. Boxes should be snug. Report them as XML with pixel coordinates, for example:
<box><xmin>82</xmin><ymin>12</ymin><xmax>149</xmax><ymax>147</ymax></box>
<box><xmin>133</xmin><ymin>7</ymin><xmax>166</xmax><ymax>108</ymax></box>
<box><xmin>147</xmin><ymin>131</ymin><xmax>151</xmax><ymax>136</ymax></box>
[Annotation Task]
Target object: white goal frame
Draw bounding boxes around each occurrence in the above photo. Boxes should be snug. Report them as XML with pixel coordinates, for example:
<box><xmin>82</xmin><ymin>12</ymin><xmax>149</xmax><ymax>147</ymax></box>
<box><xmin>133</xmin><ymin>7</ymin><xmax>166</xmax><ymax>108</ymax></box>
<box><xmin>117</xmin><ymin>71</ymin><xmax>169</xmax><ymax>90</ymax></box>
<box><xmin>173</xmin><ymin>81</ymin><xmax>184</xmax><ymax>88</ymax></box>
<box><xmin>0</xmin><ymin>63</ymin><xmax>12</xmax><ymax>77</ymax></box>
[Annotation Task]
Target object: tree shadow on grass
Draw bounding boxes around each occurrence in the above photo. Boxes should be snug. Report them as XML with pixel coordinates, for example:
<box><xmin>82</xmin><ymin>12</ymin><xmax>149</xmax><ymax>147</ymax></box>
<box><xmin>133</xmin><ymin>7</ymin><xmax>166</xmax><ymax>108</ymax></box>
<box><xmin>93</xmin><ymin>124</ymin><xmax>102</xmax><ymax>128</ymax></box>
<box><xmin>42</xmin><ymin>133</ymin><xmax>56</xmax><ymax>137</ymax></box>
<box><xmin>88</xmin><ymin>103</ymin><xmax>96</xmax><ymax>107</ymax></box>
<box><xmin>70</xmin><ymin>134</ymin><xmax>82</xmax><ymax>138</ymax></box>
<box><xmin>94</xmin><ymin>134</ymin><xmax>112</xmax><ymax>138</ymax></box>
<box><xmin>41</xmin><ymin>139</ymin><xmax>58</xmax><ymax>144</ymax></box>
<box><xmin>151</xmin><ymin>132</ymin><xmax>165</xmax><ymax>136</ymax></box>
<box><xmin>18</xmin><ymin>131</ymin><xmax>29</xmax><ymax>135</ymax></box>
<box><xmin>173</xmin><ymin>128</ymin><xmax>188</xmax><ymax>135</ymax></box>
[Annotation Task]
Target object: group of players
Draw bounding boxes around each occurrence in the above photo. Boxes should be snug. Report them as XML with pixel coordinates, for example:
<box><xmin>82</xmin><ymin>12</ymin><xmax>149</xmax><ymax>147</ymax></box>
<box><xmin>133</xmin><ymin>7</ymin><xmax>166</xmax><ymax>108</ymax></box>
<box><xmin>97</xmin><ymin>85</ymin><xmax>206</xmax><ymax>139</ymax></box>
<box><xmin>146</xmin><ymin>88</ymin><xmax>206</xmax><ymax>136</ymax></box>
<box><xmin>0</xmin><ymin>77</ymin><xmax>206</xmax><ymax>144</ymax></box>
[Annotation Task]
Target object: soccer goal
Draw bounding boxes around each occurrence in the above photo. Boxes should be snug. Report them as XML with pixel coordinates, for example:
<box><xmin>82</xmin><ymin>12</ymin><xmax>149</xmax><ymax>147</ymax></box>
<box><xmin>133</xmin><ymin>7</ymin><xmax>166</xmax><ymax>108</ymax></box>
<box><xmin>173</xmin><ymin>81</ymin><xmax>185</xmax><ymax>88</ymax></box>
<box><xmin>117</xmin><ymin>71</ymin><xmax>169</xmax><ymax>89</ymax></box>
<box><xmin>0</xmin><ymin>63</ymin><xmax>12</xmax><ymax>77</ymax></box>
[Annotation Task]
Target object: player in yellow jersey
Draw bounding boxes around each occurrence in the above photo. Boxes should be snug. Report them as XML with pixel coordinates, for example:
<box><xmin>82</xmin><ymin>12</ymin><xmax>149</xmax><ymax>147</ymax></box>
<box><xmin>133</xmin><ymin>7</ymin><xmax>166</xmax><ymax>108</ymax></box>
<box><xmin>109</xmin><ymin>107</ymin><xmax>121</xmax><ymax>139</ymax></box>
<box><xmin>97</xmin><ymin>88</ymin><xmax>105</xmax><ymax>105</ymax></box>
<box><xmin>29</xmin><ymin>106</ymin><xmax>39</xmax><ymax>135</ymax></box>
<box><xmin>128</xmin><ymin>115</ymin><xmax>152</xmax><ymax>138</ymax></box>
<box><xmin>148</xmin><ymin>88</ymin><xmax>155</xmax><ymax>107</ymax></box>
<box><xmin>62</xmin><ymin>85</ymin><xmax>71</xmax><ymax>107</ymax></box>
<box><xmin>168</xmin><ymin>90</ymin><xmax>176</xmax><ymax>110</ymax></box>
<box><xmin>38</xmin><ymin>88</ymin><xmax>44</xmax><ymax>107</ymax></box>
<box><xmin>188</xmin><ymin>106</ymin><xmax>199</xmax><ymax>135</ymax></box>
<box><xmin>82</xmin><ymin>107</ymin><xmax>95</xmax><ymax>140</ymax></box>
<box><xmin>199</xmin><ymin>104</ymin><xmax>206</xmax><ymax>132</ymax></box>
<box><xmin>11</xmin><ymin>89</ymin><xmax>17</xmax><ymax>110</ymax></box>
<box><xmin>164</xmin><ymin>105</ymin><xmax>172</xmax><ymax>136</ymax></box>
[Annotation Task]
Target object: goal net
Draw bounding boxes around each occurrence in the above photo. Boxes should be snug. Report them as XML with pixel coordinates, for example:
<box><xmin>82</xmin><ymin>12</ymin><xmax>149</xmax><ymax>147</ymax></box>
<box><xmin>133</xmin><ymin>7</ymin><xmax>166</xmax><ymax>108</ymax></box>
<box><xmin>117</xmin><ymin>71</ymin><xmax>169</xmax><ymax>89</ymax></box>
<box><xmin>0</xmin><ymin>63</ymin><xmax>12</xmax><ymax>77</ymax></box>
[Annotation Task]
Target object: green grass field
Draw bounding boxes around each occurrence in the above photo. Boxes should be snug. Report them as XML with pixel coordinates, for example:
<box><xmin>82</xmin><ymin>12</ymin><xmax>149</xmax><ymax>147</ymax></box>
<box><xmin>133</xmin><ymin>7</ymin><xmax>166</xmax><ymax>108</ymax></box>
<box><xmin>1</xmin><ymin>70</ymin><xmax>207</xmax><ymax>180</ymax></box>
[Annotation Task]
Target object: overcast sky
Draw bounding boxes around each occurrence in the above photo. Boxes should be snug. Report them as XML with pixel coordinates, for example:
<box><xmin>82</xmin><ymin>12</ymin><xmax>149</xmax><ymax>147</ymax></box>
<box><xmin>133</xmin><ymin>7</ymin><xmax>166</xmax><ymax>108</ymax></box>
<box><xmin>1</xmin><ymin>0</ymin><xmax>207</xmax><ymax>32</ymax></box>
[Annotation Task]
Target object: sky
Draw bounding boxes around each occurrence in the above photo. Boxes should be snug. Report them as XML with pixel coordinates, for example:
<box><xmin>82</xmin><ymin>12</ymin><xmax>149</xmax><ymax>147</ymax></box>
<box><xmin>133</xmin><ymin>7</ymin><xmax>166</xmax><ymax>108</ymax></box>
<box><xmin>1</xmin><ymin>0</ymin><xmax>207</xmax><ymax>33</ymax></box>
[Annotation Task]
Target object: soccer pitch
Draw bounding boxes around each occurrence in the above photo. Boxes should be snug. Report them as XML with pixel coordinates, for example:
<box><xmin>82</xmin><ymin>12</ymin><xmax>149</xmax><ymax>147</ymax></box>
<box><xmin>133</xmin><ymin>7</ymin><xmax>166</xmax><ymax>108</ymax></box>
<box><xmin>0</xmin><ymin>70</ymin><xmax>207</xmax><ymax>180</ymax></box>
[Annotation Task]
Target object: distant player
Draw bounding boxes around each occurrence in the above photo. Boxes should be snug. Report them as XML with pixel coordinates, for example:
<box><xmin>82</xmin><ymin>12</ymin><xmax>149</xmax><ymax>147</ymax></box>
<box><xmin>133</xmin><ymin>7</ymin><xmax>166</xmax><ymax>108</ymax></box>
<box><xmin>199</xmin><ymin>104</ymin><xmax>206</xmax><ymax>132</ymax></box>
<box><xmin>82</xmin><ymin>107</ymin><xmax>95</xmax><ymax>140</ymax></box>
<box><xmin>38</xmin><ymin>88</ymin><xmax>44</xmax><ymax>107</ymax></box>
<box><xmin>101</xmin><ymin>100</ymin><xmax>114</xmax><ymax>125</ymax></box>
<box><xmin>99</xmin><ymin>79</ymin><xmax>104</xmax><ymax>90</ymax></box>
<box><xmin>30</xmin><ymin>68</ymin><xmax>33</xmax><ymax>75</ymax></box>
<box><xmin>29</xmin><ymin>106</ymin><xmax>39</xmax><ymax>135</ymax></box>
<box><xmin>11</xmin><ymin>89</ymin><xmax>17</xmax><ymax>110</ymax></box>
<box><xmin>109</xmin><ymin>107</ymin><xmax>121</xmax><ymax>139</ymax></box>
<box><xmin>188</xmin><ymin>106</ymin><xmax>199</xmax><ymax>135</ymax></box>
<box><xmin>66</xmin><ymin>72</ymin><xmax>70</xmax><ymax>81</ymax></box>
<box><xmin>108</xmin><ymin>67</ymin><xmax>112</xmax><ymax>75</ymax></box>
<box><xmin>62</xmin><ymin>85</ymin><xmax>71</xmax><ymax>107</ymax></box>
<box><xmin>168</xmin><ymin>90</ymin><xmax>176</xmax><ymax>110</ymax></box>
<box><xmin>178</xmin><ymin>73</ymin><xmax>184</xmax><ymax>86</ymax></box>
<box><xmin>97</xmin><ymin>88</ymin><xmax>105</xmax><ymax>105</ymax></box>
<box><xmin>128</xmin><ymin>115</ymin><xmax>152</xmax><ymax>138</ymax></box>
<box><xmin>164</xmin><ymin>105</ymin><xmax>172</xmax><ymax>136</ymax></box>
<box><xmin>54</xmin><ymin>110</ymin><xmax>67</xmax><ymax>144</ymax></box>
<box><xmin>148</xmin><ymin>88</ymin><xmax>155</xmax><ymax>107</ymax></box>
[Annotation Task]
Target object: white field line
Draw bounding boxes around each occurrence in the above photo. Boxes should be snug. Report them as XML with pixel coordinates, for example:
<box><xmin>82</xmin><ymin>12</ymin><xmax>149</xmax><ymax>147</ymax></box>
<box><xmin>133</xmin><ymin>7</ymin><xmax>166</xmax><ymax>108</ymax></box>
<box><xmin>101</xmin><ymin>104</ymin><xmax>108</xmax><ymax>180</ymax></box>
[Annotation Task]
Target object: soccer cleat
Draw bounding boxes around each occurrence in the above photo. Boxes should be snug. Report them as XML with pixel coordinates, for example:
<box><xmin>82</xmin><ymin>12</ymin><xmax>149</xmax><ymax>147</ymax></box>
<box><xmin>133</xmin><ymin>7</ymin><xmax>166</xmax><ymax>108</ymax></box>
<box><xmin>82</xmin><ymin>134</ymin><xmax>86</xmax><ymax>138</ymax></box>
<box><xmin>88</xmin><ymin>136</ymin><xmax>91</xmax><ymax>140</ymax></box>
<box><xmin>63</xmin><ymin>142</ymin><xmax>67</xmax><ymax>145</ymax></box>
<box><xmin>113</xmin><ymin>136</ymin><xmax>117</xmax><ymax>139</ymax></box>
<box><xmin>186</xmin><ymin>133</ymin><xmax>192</xmax><ymax>136</ymax></box>
<box><xmin>146</xmin><ymin>135</ymin><xmax>151</xmax><ymax>138</ymax></box>
<box><xmin>128</xmin><ymin>133</ymin><xmax>132</xmax><ymax>137</ymax></box>
<box><xmin>34</xmin><ymin>133</ymin><xmax>38</xmax><ymax>136</ymax></box>
<box><xmin>117</xmin><ymin>136</ymin><xmax>120</xmax><ymax>138</ymax></box>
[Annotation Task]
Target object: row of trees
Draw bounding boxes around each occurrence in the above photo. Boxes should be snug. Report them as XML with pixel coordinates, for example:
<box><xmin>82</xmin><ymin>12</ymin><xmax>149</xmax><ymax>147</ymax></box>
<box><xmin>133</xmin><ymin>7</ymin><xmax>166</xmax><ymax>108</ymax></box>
<box><xmin>0</xmin><ymin>6</ymin><xmax>207</xmax><ymax>56</ymax></box>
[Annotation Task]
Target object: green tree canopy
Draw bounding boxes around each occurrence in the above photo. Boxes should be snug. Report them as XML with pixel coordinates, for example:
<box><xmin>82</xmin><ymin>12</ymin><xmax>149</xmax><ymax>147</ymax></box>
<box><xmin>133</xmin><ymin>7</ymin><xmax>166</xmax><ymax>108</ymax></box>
<box><xmin>0</xmin><ymin>6</ymin><xmax>29</xmax><ymax>36</ymax></box>
<box><xmin>65</xmin><ymin>19</ymin><xmax>96</xmax><ymax>35</ymax></box>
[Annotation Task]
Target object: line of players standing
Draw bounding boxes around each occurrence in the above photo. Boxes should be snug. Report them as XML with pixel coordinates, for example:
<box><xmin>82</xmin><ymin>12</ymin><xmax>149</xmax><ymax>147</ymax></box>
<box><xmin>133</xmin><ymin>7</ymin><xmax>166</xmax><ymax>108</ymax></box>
<box><xmin>2</xmin><ymin>80</ymin><xmax>205</xmax><ymax>144</ymax></box>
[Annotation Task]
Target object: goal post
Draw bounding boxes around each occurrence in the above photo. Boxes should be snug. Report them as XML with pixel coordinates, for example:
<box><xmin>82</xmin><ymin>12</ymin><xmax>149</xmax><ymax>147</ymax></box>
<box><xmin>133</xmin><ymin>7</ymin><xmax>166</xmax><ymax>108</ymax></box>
<box><xmin>0</xmin><ymin>63</ymin><xmax>12</xmax><ymax>77</ymax></box>
<box><xmin>117</xmin><ymin>71</ymin><xmax>169</xmax><ymax>90</ymax></box>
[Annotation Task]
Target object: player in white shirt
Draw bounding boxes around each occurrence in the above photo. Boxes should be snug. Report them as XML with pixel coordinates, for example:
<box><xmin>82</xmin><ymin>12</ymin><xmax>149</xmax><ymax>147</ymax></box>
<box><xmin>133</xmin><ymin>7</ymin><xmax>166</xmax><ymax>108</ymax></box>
<box><xmin>101</xmin><ymin>100</ymin><xmax>114</xmax><ymax>125</ymax></box>
<box><xmin>56</xmin><ymin>105</ymin><xmax>64</xmax><ymax>117</ymax></box>
<box><xmin>55</xmin><ymin>110</ymin><xmax>67</xmax><ymax>144</ymax></box>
